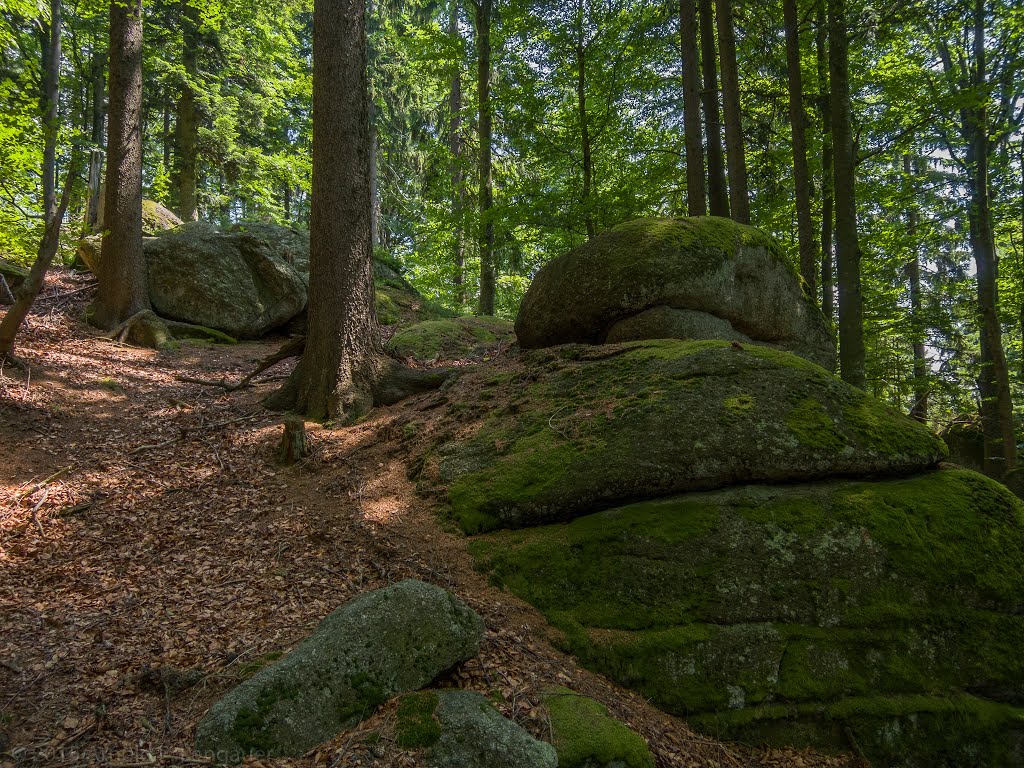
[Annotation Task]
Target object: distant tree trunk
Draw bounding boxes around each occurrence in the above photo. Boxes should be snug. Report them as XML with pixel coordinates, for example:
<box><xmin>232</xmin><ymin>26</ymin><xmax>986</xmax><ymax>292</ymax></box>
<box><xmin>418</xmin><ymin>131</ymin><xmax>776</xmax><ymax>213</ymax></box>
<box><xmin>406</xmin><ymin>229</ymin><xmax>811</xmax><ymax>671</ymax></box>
<box><xmin>92</xmin><ymin>0</ymin><xmax>149</xmax><ymax>330</ymax></box>
<box><xmin>162</xmin><ymin>98</ymin><xmax>171</xmax><ymax>171</ymax></box>
<box><xmin>784</xmin><ymin>0</ymin><xmax>816</xmax><ymax>295</ymax></box>
<box><xmin>715</xmin><ymin>0</ymin><xmax>748</xmax><ymax>223</ymax></box>
<box><xmin>828</xmin><ymin>0</ymin><xmax>864</xmax><ymax>388</ymax></box>
<box><xmin>40</xmin><ymin>0</ymin><xmax>61</xmax><ymax>223</ymax></box>
<box><xmin>575</xmin><ymin>0</ymin><xmax>595</xmax><ymax>239</ymax></box>
<box><xmin>816</xmin><ymin>0</ymin><xmax>834</xmax><ymax>319</ymax></box>
<box><xmin>475</xmin><ymin>0</ymin><xmax>495</xmax><ymax>315</ymax></box>
<box><xmin>367</xmin><ymin>0</ymin><xmax>381</xmax><ymax>250</ymax></box>
<box><xmin>284</xmin><ymin>185</ymin><xmax>291</xmax><ymax>220</ymax></box>
<box><xmin>698</xmin><ymin>0</ymin><xmax>728</xmax><ymax>217</ymax></box>
<box><xmin>265</xmin><ymin>0</ymin><xmax>386</xmax><ymax>420</ymax></box>
<box><xmin>449</xmin><ymin>0</ymin><xmax>466</xmax><ymax>306</ymax></box>
<box><xmin>904</xmin><ymin>155</ymin><xmax>928</xmax><ymax>423</ymax></box>
<box><xmin>175</xmin><ymin>0</ymin><xmax>199</xmax><ymax>222</ymax></box>
<box><xmin>86</xmin><ymin>47</ymin><xmax>106</xmax><ymax>233</ymax></box>
<box><xmin>680</xmin><ymin>0</ymin><xmax>705</xmax><ymax>216</ymax></box>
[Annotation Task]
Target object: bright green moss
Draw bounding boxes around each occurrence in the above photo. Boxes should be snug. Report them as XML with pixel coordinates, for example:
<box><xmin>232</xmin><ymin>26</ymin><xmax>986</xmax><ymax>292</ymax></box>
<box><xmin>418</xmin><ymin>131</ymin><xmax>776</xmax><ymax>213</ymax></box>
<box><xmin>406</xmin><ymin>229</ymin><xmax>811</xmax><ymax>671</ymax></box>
<box><xmin>724</xmin><ymin>393</ymin><xmax>756</xmax><ymax>415</ymax></box>
<box><xmin>375</xmin><ymin>289</ymin><xmax>401</xmax><ymax>325</ymax></box>
<box><xmin>386</xmin><ymin>317</ymin><xmax>513</xmax><ymax>361</ymax></box>
<box><xmin>544</xmin><ymin>688</ymin><xmax>655</xmax><ymax>768</ymax></box>
<box><xmin>395</xmin><ymin>691</ymin><xmax>441</xmax><ymax>749</ymax></box>
<box><xmin>786</xmin><ymin>397</ymin><xmax>847</xmax><ymax>451</ymax></box>
<box><xmin>842</xmin><ymin>397</ymin><xmax>949</xmax><ymax>459</ymax></box>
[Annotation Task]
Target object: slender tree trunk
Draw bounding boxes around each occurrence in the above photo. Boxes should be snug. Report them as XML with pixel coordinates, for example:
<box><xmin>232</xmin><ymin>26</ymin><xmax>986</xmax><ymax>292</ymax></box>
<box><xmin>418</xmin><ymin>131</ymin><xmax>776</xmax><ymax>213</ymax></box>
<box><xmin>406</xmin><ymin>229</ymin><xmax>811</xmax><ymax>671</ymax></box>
<box><xmin>816</xmin><ymin>0</ymin><xmax>834</xmax><ymax>319</ymax></box>
<box><xmin>92</xmin><ymin>0</ymin><xmax>148</xmax><ymax>330</ymax></box>
<box><xmin>0</xmin><ymin>170</ymin><xmax>77</xmax><ymax>357</ymax></box>
<box><xmin>86</xmin><ymin>46</ymin><xmax>105</xmax><ymax>233</ymax></box>
<box><xmin>575</xmin><ymin>0</ymin><xmax>595</xmax><ymax>239</ymax></box>
<box><xmin>449</xmin><ymin>0</ymin><xmax>466</xmax><ymax>306</ymax></box>
<box><xmin>268</xmin><ymin>0</ymin><xmax>385</xmax><ymax>421</ymax></box>
<box><xmin>162</xmin><ymin>98</ymin><xmax>171</xmax><ymax>171</ymax></box>
<box><xmin>367</xmin><ymin>0</ymin><xmax>381</xmax><ymax>249</ymax></box>
<box><xmin>176</xmin><ymin>0</ymin><xmax>199</xmax><ymax>221</ymax></box>
<box><xmin>284</xmin><ymin>184</ymin><xmax>291</xmax><ymax>220</ymax></box>
<box><xmin>828</xmin><ymin>0</ymin><xmax>864</xmax><ymax>387</ymax></box>
<box><xmin>714</xmin><ymin>0</ymin><xmax>749</xmax><ymax>223</ymax></box>
<box><xmin>784</xmin><ymin>0</ymin><xmax>816</xmax><ymax>294</ymax></box>
<box><xmin>475</xmin><ymin>0</ymin><xmax>495</xmax><ymax>315</ymax></box>
<box><xmin>40</xmin><ymin>0</ymin><xmax>61</xmax><ymax>223</ymax></box>
<box><xmin>680</xmin><ymin>0</ymin><xmax>705</xmax><ymax>216</ymax></box>
<box><xmin>904</xmin><ymin>155</ymin><xmax>928</xmax><ymax>422</ymax></box>
<box><xmin>698</xmin><ymin>0</ymin><xmax>728</xmax><ymax>216</ymax></box>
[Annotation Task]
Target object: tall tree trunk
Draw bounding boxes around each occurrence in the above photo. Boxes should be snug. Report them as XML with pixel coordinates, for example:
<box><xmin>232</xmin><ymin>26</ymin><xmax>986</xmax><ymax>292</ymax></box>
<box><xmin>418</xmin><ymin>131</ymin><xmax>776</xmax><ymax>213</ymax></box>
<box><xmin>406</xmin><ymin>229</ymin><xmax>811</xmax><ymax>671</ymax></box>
<box><xmin>449</xmin><ymin>0</ymin><xmax>466</xmax><ymax>306</ymax></box>
<box><xmin>367</xmin><ymin>0</ymin><xmax>380</xmax><ymax>249</ymax></box>
<box><xmin>816</xmin><ymin>0</ymin><xmax>834</xmax><ymax>319</ymax></box>
<box><xmin>92</xmin><ymin>0</ymin><xmax>148</xmax><ymax>330</ymax></box>
<box><xmin>904</xmin><ymin>155</ymin><xmax>928</xmax><ymax>423</ymax></box>
<box><xmin>86</xmin><ymin>46</ymin><xmax>106</xmax><ymax>233</ymax></box>
<box><xmin>576</xmin><ymin>0</ymin><xmax>595</xmax><ymax>239</ymax></box>
<box><xmin>784</xmin><ymin>0</ymin><xmax>816</xmax><ymax>294</ymax></box>
<box><xmin>964</xmin><ymin>0</ymin><xmax>1014</xmax><ymax>476</ymax></box>
<box><xmin>40</xmin><ymin>0</ymin><xmax>61</xmax><ymax>222</ymax></box>
<box><xmin>714</xmin><ymin>0</ymin><xmax>749</xmax><ymax>223</ymax></box>
<box><xmin>680</xmin><ymin>0</ymin><xmax>705</xmax><ymax>216</ymax></box>
<box><xmin>475</xmin><ymin>0</ymin><xmax>495</xmax><ymax>315</ymax></box>
<box><xmin>175</xmin><ymin>0</ymin><xmax>199</xmax><ymax>221</ymax></box>
<box><xmin>268</xmin><ymin>0</ymin><xmax>385</xmax><ymax>421</ymax></box>
<box><xmin>827</xmin><ymin>0</ymin><xmax>864</xmax><ymax>387</ymax></box>
<box><xmin>698</xmin><ymin>0</ymin><xmax>728</xmax><ymax>216</ymax></box>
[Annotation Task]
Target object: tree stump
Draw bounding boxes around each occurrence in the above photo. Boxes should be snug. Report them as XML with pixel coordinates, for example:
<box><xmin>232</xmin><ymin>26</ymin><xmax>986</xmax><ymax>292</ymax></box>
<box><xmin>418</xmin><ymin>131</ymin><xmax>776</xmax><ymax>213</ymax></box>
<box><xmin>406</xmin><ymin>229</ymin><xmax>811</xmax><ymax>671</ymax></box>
<box><xmin>275</xmin><ymin>415</ymin><xmax>308</xmax><ymax>465</ymax></box>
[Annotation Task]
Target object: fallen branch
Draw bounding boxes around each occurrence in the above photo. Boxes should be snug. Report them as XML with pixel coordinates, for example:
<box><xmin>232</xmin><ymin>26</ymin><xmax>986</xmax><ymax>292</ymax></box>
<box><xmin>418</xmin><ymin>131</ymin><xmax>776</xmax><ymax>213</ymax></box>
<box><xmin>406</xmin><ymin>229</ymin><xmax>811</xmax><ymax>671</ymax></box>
<box><xmin>11</xmin><ymin>465</ymin><xmax>73</xmax><ymax>504</ymax></box>
<box><xmin>176</xmin><ymin>335</ymin><xmax>305</xmax><ymax>392</ymax></box>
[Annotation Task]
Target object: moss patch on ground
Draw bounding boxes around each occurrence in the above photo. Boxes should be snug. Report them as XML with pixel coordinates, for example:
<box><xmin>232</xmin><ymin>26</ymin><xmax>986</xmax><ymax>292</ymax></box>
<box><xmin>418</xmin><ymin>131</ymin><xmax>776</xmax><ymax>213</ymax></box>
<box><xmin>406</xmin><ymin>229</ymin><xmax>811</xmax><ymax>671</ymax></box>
<box><xmin>470</xmin><ymin>470</ymin><xmax>1024</xmax><ymax>766</ymax></box>
<box><xmin>395</xmin><ymin>691</ymin><xmax>441</xmax><ymax>749</ymax></box>
<box><xmin>544</xmin><ymin>688</ymin><xmax>655</xmax><ymax>768</ymax></box>
<box><xmin>386</xmin><ymin>316</ymin><xmax>514</xmax><ymax>361</ymax></box>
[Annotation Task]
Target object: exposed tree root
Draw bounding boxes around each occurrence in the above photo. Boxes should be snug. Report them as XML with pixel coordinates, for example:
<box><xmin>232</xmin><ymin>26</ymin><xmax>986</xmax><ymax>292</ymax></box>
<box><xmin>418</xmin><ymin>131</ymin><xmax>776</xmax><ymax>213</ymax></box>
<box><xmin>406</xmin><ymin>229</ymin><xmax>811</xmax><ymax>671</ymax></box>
<box><xmin>178</xmin><ymin>335</ymin><xmax>305</xmax><ymax>391</ymax></box>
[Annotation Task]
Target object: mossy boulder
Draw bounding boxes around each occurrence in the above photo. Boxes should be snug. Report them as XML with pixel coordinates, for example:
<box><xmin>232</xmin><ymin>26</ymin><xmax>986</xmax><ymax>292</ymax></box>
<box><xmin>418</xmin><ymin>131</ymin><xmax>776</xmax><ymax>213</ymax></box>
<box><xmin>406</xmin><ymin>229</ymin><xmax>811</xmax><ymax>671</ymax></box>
<box><xmin>423</xmin><ymin>339</ymin><xmax>945</xmax><ymax>533</ymax></box>
<box><xmin>142</xmin><ymin>199</ymin><xmax>183</xmax><ymax>235</ymax></box>
<box><xmin>470</xmin><ymin>469</ymin><xmax>1024</xmax><ymax>767</ymax></box>
<box><xmin>387</xmin><ymin>317</ymin><xmax>514</xmax><ymax>361</ymax></box>
<box><xmin>427</xmin><ymin>690</ymin><xmax>557</xmax><ymax>768</ymax></box>
<box><xmin>544</xmin><ymin>688</ymin><xmax>655</xmax><ymax>768</ymax></box>
<box><xmin>515</xmin><ymin>217</ymin><xmax>836</xmax><ymax>370</ymax></box>
<box><xmin>0</xmin><ymin>256</ymin><xmax>29</xmax><ymax>288</ymax></box>
<box><xmin>194</xmin><ymin>580</ymin><xmax>484</xmax><ymax>761</ymax></box>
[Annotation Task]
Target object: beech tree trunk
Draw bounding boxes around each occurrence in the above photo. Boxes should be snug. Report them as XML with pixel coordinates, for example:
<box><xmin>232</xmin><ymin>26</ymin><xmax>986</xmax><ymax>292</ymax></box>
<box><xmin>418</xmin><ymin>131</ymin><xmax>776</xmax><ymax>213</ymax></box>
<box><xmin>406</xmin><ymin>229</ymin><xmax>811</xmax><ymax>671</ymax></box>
<box><xmin>698</xmin><ymin>0</ymin><xmax>728</xmax><ymax>217</ymax></box>
<box><xmin>714</xmin><ymin>0</ymin><xmax>749</xmax><ymax>223</ymax></box>
<box><xmin>266</xmin><ymin>0</ymin><xmax>386</xmax><ymax>421</ymax></box>
<box><xmin>92</xmin><ymin>0</ymin><xmax>149</xmax><ymax>331</ymax></box>
<box><xmin>449</xmin><ymin>0</ymin><xmax>466</xmax><ymax>306</ymax></box>
<box><xmin>680</xmin><ymin>0</ymin><xmax>705</xmax><ymax>216</ymax></box>
<box><xmin>828</xmin><ymin>0</ymin><xmax>865</xmax><ymax>388</ymax></box>
<box><xmin>176</xmin><ymin>0</ymin><xmax>199</xmax><ymax>222</ymax></box>
<box><xmin>475</xmin><ymin>0</ymin><xmax>495</xmax><ymax>315</ymax></box>
<box><xmin>784</xmin><ymin>0</ymin><xmax>816</xmax><ymax>295</ymax></box>
<box><xmin>904</xmin><ymin>155</ymin><xmax>928</xmax><ymax>423</ymax></box>
<box><xmin>816</xmin><ymin>0</ymin><xmax>834</xmax><ymax>319</ymax></box>
<box><xmin>40</xmin><ymin>0</ymin><xmax>61</xmax><ymax>223</ymax></box>
<box><xmin>85</xmin><ymin>46</ymin><xmax>106</xmax><ymax>233</ymax></box>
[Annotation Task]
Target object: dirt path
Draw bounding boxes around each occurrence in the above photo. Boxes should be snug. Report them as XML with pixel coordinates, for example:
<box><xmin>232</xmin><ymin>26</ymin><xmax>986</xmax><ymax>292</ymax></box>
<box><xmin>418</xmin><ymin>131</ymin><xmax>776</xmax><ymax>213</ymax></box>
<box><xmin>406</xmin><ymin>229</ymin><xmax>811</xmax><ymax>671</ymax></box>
<box><xmin>0</xmin><ymin>272</ymin><xmax>856</xmax><ymax>768</ymax></box>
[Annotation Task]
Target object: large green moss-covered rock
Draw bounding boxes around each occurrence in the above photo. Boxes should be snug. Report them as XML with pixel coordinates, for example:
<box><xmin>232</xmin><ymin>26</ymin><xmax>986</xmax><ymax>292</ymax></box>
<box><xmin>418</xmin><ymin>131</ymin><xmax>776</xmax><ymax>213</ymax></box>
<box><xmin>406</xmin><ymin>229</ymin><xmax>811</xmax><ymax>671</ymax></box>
<box><xmin>544</xmin><ymin>688</ymin><xmax>655</xmax><ymax>768</ymax></box>
<box><xmin>387</xmin><ymin>316</ymin><xmax>514</xmax><ymax>361</ymax></box>
<box><xmin>515</xmin><ymin>218</ymin><xmax>836</xmax><ymax>370</ymax></box>
<box><xmin>194</xmin><ymin>580</ymin><xmax>484</xmax><ymax>761</ymax></box>
<box><xmin>470</xmin><ymin>470</ymin><xmax>1024</xmax><ymax>767</ymax></box>
<box><xmin>424</xmin><ymin>339</ymin><xmax>945</xmax><ymax>533</ymax></box>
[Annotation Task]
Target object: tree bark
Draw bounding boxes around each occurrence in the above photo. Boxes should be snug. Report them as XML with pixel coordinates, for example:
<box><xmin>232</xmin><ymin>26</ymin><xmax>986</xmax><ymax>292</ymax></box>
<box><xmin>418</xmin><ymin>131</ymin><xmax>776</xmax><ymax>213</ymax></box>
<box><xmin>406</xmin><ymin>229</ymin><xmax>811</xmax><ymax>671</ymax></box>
<box><xmin>265</xmin><ymin>0</ymin><xmax>387</xmax><ymax>421</ymax></box>
<box><xmin>698</xmin><ymin>0</ymin><xmax>728</xmax><ymax>217</ymax></box>
<box><xmin>784</xmin><ymin>0</ymin><xmax>816</xmax><ymax>295</ymax></box>
<box><xmin>904</xmin><ymin>155</ymin><xmax>928</xmax><ymax>423</ymax></box>
<box><xmin>575</xmin><ymin>0</ymin><xmax>595</xmax><ymax>239</ymax></box>
<box><xmin>714</xmin><ymin>0</ymin><xmax>749</xmax><ymax>223</ymax></box>
<box><xmin>40</xmin><ymin>0</ymin><xmax>61</xmax><ymax>223</ymax></box>
<box><xmin>816</xmin><ymin>0</ymin><xmax>834</xmax><ymax>319</ymax></box>
<box><xmin>449</xmin><ymin>0</ymin><xmax>466</xmax><ymax>306</ymax></box>
<box><xmin>827</xmin><ymin>0</ymin><xmax>864</xmax><ymax>388</ymax></box>
<box><xmin>680</xmin><ymin>0</ymin><xmax>706</xmax><ymax>216</ymax></box>
<box><xmin>475</xmin><ymin>0</ymin><xmax>495</xmax><ymax>314</ymax></box>
<box><xmin>92</xmin><ymin>0</ymin><xmax>149</xmax><ymax>331</ymax></box>
<box><xmin>175</xmin><ymin>0</ymin><xmax>199</xmax><ymax>222</ymax></box>
<box><xmin>85</xmin><ymin>46</ymin><xmax>106</xmax><ymax>233</ymax></box>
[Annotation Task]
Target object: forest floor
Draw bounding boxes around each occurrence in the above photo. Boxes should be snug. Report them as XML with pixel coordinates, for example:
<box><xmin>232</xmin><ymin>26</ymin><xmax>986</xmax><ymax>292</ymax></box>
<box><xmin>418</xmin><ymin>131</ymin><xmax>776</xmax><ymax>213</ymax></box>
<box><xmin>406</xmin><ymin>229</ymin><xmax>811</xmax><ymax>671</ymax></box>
<box><xmin>0</xmin><ymin>270</ymin><xmax>860</xmax><ymax>768</ymax></box>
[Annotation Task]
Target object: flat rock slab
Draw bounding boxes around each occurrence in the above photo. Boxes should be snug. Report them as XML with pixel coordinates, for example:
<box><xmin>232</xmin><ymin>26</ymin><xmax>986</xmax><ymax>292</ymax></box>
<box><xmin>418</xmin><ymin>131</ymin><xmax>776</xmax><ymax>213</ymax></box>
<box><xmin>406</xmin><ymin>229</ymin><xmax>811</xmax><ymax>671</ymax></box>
<box><xmin>423</xmin><ymin>339</ymin><xmax>946</xmax><ymax>532</ymax></box>
<box><xmin>515</xmin><ymin>217</ymin><xmax>836</xmax><ymax>370</ymax></box>
<box><xmin>429</xmin><ymin>690</ymin><xmax>557</xmax><ymax>768</ymax></box>
<box><xmin>194</xmin><ymin>580</ymin><xmax>484</xmax><ymax>761</ymax></box>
